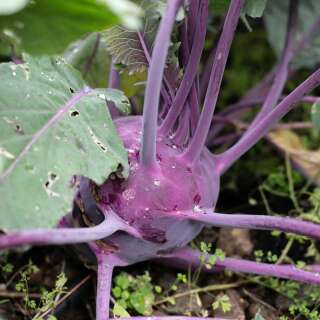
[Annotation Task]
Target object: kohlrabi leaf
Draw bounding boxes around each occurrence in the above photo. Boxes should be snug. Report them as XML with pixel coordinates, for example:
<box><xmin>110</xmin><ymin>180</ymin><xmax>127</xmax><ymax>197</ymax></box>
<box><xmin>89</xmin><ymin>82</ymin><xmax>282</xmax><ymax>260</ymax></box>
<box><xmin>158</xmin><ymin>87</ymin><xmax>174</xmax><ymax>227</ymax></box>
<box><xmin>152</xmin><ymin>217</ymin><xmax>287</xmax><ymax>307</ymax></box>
<box><xmin>102</xmin><ymin>0</ymin><xmax>182</xmax><ymax>76</ymax></box>
<box><xmin>0</xmin><ymin>56</ymin><xmax>129</xmax><ymax>231</ymax></box>
<box><xmin>264</xmin><ymin>0</ymin><xmax>320</xmax><ymax>69</ymax></box>
<box><xmin>0</xmin><ymin>0</ymin><xmax>119</xmax><ymax>56</ymax></box>
<box><xmin>102</xmin><ymin>1</ymin><xmax>163</xmax><ymax>75</ymax></box>
<box><xmin>65</xmin><ymin>32</ymin><xmax>146</xmax><ymax>98</ymax></box>
<box><xmin>64</xmin><ymin>32</ymin><xmax>111</xmax><ymax>89</ymax></box>
<box><xmin>243</xmin><ymin>0</ymin><xmax>267</xmax><ymax>18</ymax></box>
<box><xmin>213</xmin><ymin>0</ymin><xmax>267</xmax><ymax>18</ymax></box>
<box><xmin>0</xmin><ymin>0</ymin><xmax>29</xmax><ymax>15</ymax></box>
<box><xmin>102</xmin><ymin>25</ymin><xmax>149</xmax><ymax>75</ymax></box>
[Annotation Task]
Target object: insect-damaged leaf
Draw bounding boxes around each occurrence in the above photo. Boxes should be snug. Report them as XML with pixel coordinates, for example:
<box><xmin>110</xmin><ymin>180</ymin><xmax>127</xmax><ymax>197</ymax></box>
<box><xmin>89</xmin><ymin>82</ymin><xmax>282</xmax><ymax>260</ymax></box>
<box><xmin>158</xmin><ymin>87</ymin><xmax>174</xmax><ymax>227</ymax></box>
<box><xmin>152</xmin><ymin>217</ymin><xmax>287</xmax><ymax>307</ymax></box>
<box><xmin>0</xmin><ymin>56</ymin><xmax>129</xmax><ymax>231</ymax></box>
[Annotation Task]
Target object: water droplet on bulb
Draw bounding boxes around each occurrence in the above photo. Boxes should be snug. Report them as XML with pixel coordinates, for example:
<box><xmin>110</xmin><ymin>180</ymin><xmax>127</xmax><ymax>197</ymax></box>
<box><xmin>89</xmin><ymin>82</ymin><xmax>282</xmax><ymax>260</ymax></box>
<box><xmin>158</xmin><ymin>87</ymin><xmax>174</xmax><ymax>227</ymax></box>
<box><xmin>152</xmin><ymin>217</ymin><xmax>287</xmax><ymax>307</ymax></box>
<box><xmin>193</xmin><ymin>205</ymin><xmax>203</xmax><ymax>213</ymax></box>
<box><xmin>122</xmin><ymin>188</ymin><xmax>136</xmax><ymax>200</ymax></box>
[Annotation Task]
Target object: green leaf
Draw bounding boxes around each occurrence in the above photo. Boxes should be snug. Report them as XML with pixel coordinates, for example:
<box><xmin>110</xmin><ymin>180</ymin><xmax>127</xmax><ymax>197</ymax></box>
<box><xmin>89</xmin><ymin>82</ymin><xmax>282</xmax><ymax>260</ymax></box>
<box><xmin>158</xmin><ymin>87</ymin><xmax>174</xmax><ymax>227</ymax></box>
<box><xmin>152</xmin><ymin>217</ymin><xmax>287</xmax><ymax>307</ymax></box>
<box><xmin>102</xmin><ymin>1</ymin><xmax>164</xmax><ymax>75</ymax></box>
<box><xmin>0</xmin><ymin>0</ymin><xmax>29</xmax><ymax>15</ymax></box>
<box><xmin>103</xmin><ymin>25</ymin><xmax>149</xmax><ymax>75</ymax></box>
<box><xmin>264</xmin><ymin>0</ymin><xmax>320</xmax><ymax>69</ymax></box>
<box><xmin>0</xmin><ymin>0</ymin><xmax>119</xmax><ymax>56</ymax></box>
<box><xmin>210</xmin><ymin>0</ymin><xmax>229</xmax><ymax>14</ymax></box>
<box><xmin>243</xmin><ymin>0</ymin><xmax>267</xmax><ymax>18</ymax></box>
<box><xmin>113</xmin><ymin>302</ymin><xmax>131</xmax><ymax>318</ymax></box>
<box><xmin>64</xmin><ymin>32</ymin><xmax>112</xmax><ymax>89</ymax></box>
<box><xmin>252</xmin><ymin>312</ymin><xmax>266</xmax><ymax>320</ymax></box>
<box><xmin>130</xmin><ymin>288</ymin><xmax>154</xmax><ymax>315</ymax></box>
<box><xmin>0</xmin><ymin>56</ymin><xmax>129</xmax><ymax>231</ymax></box>
<box><xmin>101</xmin><ymin>0</ymin><xmax>142</xmax><ymax>29</ymax></box>
<box><xmin>311</xmin><ymin>101</ymin><xmax>320</xmax><ymax>131</ymax></box>
<box><xmin>65</xmin><ymin>32</ymin><xmax>146</xmax><ymax>98</ymax></box>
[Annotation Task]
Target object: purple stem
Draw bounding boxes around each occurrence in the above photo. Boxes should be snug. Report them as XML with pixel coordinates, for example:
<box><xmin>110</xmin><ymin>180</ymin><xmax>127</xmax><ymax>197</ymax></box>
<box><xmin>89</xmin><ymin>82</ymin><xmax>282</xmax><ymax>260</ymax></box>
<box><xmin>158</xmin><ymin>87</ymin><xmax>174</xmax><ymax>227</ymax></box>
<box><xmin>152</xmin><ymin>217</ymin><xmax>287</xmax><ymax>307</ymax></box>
<box><xmin>211</xmin><ymin>7</ymin><xmax>319</xmax><ymax>139</ymax></box>
<box><xmin>215</xmin><ymin>67</ymin><xmax>320</xmax><ymax>174</ymax></box>
<box><xmin>140</xmin><ymin>0</ymin><xmax>183</xmax><ymax>168</ymax></box>
<box><xmin>187</xmin><ymin>0</ymin><xmax>199</xmax><ymax>46</ymax></box>
<box><xmin>178</xmin><ymin>18</ymin><xmax>200</xmax><ymax>134</ymax></box>
<box><xmin>137</xmin><ymin>31</ymin><xmax>173</xmax><ymax>104</ymax></box>
<box><xmin>84</xmin><ymin>33</ymin><xmax>101</xmax><ymax>78</ymax></box>
<box><xmin>182</xmin><ymin>0</ymin><xmax>244</xmax><ymax>164</ymax></box>
<box><xmin>159</xmin><ymin>0</ymin><xmax>208</xmax><ymax>135</ymax></box>
<box><xmin>209</xmin><ymin>132</ymin><xmax>240</xmax><ymax>147</ymax></box>
<box><xmin>244</xmin><ymin>0</ymin><xmax>299</xmax><ymax>132</ymax></box>
<box><xmin>173</xmin><ymin>107</ymin><xmax>190</xmax><ymax>146</ymax></box>
<box><xmin>107</xmin><ymin>63</ymin><xmax>121</xmax><ymax>118</ymax></box>
<box><xmin>160</xmin><ymin>247</ymin><xmax>320</xmax><ymax>285</ymax></box>
<box><xmin>189</xmin><ymin>86</ymin><xmax>200</xmax><ymax>134</ymax></box>
<box><xmin>212</xmin><ymin>94</ymin><xmax>319</xmax><ymax>127</ymax></box>
<box><xmin>210</xmin><ymin>69</ymin><xmax>275</xmax><ymax>138</ymax></box>
<box><xmin>111</xmin><ymin>316</ymin><xmax>230</xmax><ymax>320</ymax></box>
<box><xmin>108</xmin><ymin>63</ymin><xmax>120</xmax><ymax>89</ymax></box>
<box><xmin>0</xmin><ymin>211</ymin><xmax>139</xmax><ymax>250</ymax></box>
<box><xmin>0</xmin><ymin>87</ymin><xmax>91</xmax><ymax>181</ymax></box>
<box><xmin>199</xmin><ymin>44</ymin><xmax>217</xmax><ymax>104</ymax></box>
<box><xmin>95</xmin><ymin>251</ymin><xmax>115</xmax><ymax>320</ymax></box>
<box><xmin>166</xmin><ymin>208</ymin><xmax>320</xmax><ymax>240</ymax></box>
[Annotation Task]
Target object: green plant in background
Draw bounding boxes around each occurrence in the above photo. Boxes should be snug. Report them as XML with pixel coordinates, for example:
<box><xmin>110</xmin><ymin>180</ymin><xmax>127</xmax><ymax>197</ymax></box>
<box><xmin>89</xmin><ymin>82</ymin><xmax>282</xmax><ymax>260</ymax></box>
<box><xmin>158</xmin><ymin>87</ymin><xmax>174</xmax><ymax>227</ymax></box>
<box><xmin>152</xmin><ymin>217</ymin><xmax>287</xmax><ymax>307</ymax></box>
<box><xmin>112</xmin><ymin>272</ymin><xmax>155</xmax><ymax>316</ymax></box>
<box><xmin>212</xmin><ymin>294</ymin><xmax>232</xmax><ymax>313</ymax></box>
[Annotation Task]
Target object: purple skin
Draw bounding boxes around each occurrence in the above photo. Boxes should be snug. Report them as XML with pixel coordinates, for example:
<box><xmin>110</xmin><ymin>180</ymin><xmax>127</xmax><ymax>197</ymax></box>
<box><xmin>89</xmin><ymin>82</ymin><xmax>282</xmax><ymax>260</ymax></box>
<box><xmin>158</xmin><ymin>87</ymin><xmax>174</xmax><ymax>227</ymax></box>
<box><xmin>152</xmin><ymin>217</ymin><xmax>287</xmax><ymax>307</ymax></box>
<box><xmin>2</xmin><ymin>1</ymin><xmax>320</xmax><ymax>319</ymax></box>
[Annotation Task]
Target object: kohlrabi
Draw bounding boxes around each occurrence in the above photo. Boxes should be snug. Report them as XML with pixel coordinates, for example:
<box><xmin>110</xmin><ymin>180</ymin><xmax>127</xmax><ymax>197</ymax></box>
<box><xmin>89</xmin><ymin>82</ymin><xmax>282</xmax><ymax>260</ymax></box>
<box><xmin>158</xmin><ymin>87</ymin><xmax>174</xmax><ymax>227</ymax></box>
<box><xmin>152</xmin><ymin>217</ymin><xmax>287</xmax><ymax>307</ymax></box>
<box><xmin>1</xmin><ymin>1</ymin><xmax>320</xmax><ymax>320</ymax></box>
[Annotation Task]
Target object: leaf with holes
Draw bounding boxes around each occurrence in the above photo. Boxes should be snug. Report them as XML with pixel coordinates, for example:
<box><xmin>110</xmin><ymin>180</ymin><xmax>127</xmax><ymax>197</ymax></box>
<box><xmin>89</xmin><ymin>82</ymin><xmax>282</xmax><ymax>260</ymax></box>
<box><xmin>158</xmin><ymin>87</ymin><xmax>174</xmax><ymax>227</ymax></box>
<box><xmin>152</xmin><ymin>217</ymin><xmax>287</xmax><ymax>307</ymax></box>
<box><xmin>0</xmin><ymin>56</ymin><xmax>129</xmax><ymax>231</ymax></box>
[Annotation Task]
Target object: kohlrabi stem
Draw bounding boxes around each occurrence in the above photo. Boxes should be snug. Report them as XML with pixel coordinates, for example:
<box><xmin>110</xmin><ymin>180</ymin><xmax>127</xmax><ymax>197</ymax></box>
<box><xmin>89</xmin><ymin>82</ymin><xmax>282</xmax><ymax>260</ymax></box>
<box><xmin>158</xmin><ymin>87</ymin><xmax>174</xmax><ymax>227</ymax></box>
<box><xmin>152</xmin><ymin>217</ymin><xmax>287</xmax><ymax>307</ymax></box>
<box><xmin>162</xmin><ymin>247</ymin><xmax>320</xmax><ymax>285</ymax></box>
<box><xmin>179</xmin><ymin>209</ymin><xmax>320</xmax><ymax>240</ymax></box>
<box><xmin>107</xmin><ymin>63</ymin><xmax>121</xmax><ymax>118</ymax></box>
<box><xmin>0</xmin><ymin>211</ymin><xmax>139</xmax><ymax>249</ymax></box>
<box><xmin>95</xmin><ymin>252</ymin><xmax>115</xmax><ymax>320</ymax></box>
<box><xmin>137</xmin><ymin>31</ymin><xmax>173</xmax><ymax>103</ymax></box>
<box><xmin>159</xmin><ymin>0</ymin><xmax>208</xmax><ymax>135</ymax></box>
<box><xmin>108</xmin><ymin>63</ymin><xmax>120</xmax><ymax>89</ymax></box>
<box><xmin>212</xmin><ymin>94</ymin><xmax>319</xmax><ymax>126</ymax></box>
<box><xmin>110</xmin><ymin>316</ymin><xmax>230</xmax><ymax>320</ymax></box>
<box><xmin>182</xmin><ymin>0</ymin><xmax>244</xmax><ymax>164</ymax></box>
<box><xmin>177</xmin><ymin>18</ymin><xmax>200</xmax><ymax>134</ymax></box>
<box><xmin>215</xmin><ymin>67</ymin><xmax>320</xmax><ymax>174</ymax></box>
<box><xmin>244</xmin><ymin>0</ymin><xmax>299</xmax><ymax>130</ymax></box>
<box><xmin>173</xmin><ymin>107</ymin><xmax>190</xmax><ymax>146</ymax></box>
<box><xmin>189</xmin><ymin>86</ymin><xmax>200</xmax><ymax>133</ymax></box>
<box><xmin>211</xmin><ymin>11</ymin><xmax>320</xmax><ymax>140</ymax></box>
<box><xmin>140</xmin><ymin>0</ymin><xmax>183</xmax><ymax>168</ymax></box>
<box><xmin>187</xmin><ymin>0</ymin><xmax>199</xmax><ymax>46</ymax></box>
